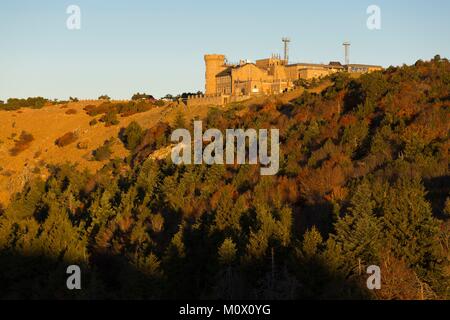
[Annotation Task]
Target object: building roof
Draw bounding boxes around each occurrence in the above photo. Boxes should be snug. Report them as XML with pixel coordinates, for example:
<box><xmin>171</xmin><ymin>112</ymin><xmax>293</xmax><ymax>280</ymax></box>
<box><xmin>288</xmin><ymin>62</ymin><xmax>344</xmax><ymax>69</ymax></box>
<box><xmin>288</xmin><ymin>62</ymin><xmax>327</xmax><ymax>67</ymax></box>
<box><xmin>346</xmin><ymin>64</ymin><xmax>383</xmax><ymax>68</ymax></box>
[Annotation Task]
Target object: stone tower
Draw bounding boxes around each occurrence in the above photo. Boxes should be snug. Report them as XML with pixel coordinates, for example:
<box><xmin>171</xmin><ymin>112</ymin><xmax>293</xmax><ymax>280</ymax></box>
<box><xmin>204</xmin><ymin>54</ymin><xmax>226</xmax><ymax>95</ymax></box>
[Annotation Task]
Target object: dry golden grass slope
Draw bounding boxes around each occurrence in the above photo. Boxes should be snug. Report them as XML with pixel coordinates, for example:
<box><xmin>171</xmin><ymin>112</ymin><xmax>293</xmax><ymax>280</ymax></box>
<box><xmin>0</xmin><ymin>100</ymin><xmax>215</xmax><ymax>206</ymax></box>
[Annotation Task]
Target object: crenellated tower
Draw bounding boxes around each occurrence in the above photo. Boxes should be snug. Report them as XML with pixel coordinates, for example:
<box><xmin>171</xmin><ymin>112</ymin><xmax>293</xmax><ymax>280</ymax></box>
<box><xmin>204</xmin><ymin>54</ymin><xmax>226</xmax><ymax>95</ymax></box>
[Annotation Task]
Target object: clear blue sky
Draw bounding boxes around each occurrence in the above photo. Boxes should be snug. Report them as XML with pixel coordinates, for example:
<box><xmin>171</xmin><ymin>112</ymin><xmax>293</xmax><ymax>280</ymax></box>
<box><xmin>1</xmin><ymin>0</ymin><xmax>449</xmax><ymax>100</ymax></box>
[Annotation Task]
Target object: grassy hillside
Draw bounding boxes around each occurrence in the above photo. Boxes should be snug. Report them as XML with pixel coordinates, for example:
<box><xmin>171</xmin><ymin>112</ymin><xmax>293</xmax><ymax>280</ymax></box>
<box><xmin>0</xmin><ymin>99</ymin><xmax>214</xmax><ymax>206</ymax></box>
<box><xmin>0</xmin><ymin>57</ymin><xmax>449</xmax><ymax>299</ymax></box>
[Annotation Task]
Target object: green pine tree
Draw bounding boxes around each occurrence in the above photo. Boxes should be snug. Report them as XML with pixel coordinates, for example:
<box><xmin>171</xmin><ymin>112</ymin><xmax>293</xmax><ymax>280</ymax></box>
<box><xmin>382</xmin><ymin>178</ymin><xmax>443</xmax><ymax>275</ymax></box>
<box><xmin>333</xmin><ymin>180</ymin><xmax>382</xmax><ymax>266</ymax></box>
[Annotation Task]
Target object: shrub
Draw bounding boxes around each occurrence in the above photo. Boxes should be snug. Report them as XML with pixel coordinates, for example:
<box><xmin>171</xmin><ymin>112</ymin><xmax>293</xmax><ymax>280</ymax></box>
<box><xmin>84</xmin><ymin>103</ymin><xmax>115</xmax><ymax>117</ymax></box>
<box><xmin>100</xmin><ymin>110</ymin><xmax>119</xmax><ymax>127</ymax></box>
<box><xmin>1</xmin><ymin>170</ymin><xmax>13</xmax><ymax>177</ymax></box>
<box><xmin>98</xmin><ymin>95</ymin><xmax>111</xmax><ymax>101</ymax></box>
<box><xmin>131</xmin><ymin>93</ymin><xmax>155</xmax><ymax>101</ymax></box>
<box><xmin>9</xmin><ymin>131</ymin><xmax>34</xmax><ymax>156</ymax></box>
<box><xmin>84</xmin><ymin>101</ymin><xmax>152</xmax><ymax>118</ymax></box>
<box><xmin>118</xmin><ymin>101</ymin><xmax>152</xmax><ymax>117</ymax></box>
<box><xmin>84</xmin><ymin>104</ymin><xmax>101</xmax><ymax>116</ymax></box>
<box><xmin>89</xmin><ymin>119</ymin><xmax>98</xmax><ymax>126</ymax></box>
<box><xmin>55</xmin><ymin>132</ymin><xmax>78</xmax><ymax>147</ymax></box>
<box><xmin>294</xmin><ymin>78</ymin><xmax>309</xmax><ymax>88</ymax></box>
<box><xmin>93</xmin><ymin>139</ymin><xmax>114</xmax><ymax>161</ymax></box>
<box><xmin>65</xmin><ymin>108</ymin><xmax>77</xmax><ymax>115</ymax></box>
<box><xmin>132</xmin><ymin>122</ymin><xmax>171</xmax><ymax>162</ymax></box>
<box><xmin>1</xmin><ymin>97</ymin><xmax>48</xmax><ymax>111</ymax></box>
<box><xmin>120</xmin><ymin>121</ymin><xmax>143</xmax><ymax>151</ymax></box>
<box><xmin>173</xmin><ymin>111</ymin><xmax>187</xmax><ymax>129</ymax></box>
